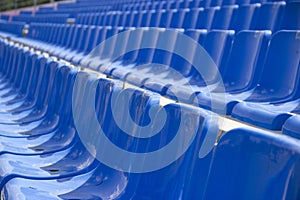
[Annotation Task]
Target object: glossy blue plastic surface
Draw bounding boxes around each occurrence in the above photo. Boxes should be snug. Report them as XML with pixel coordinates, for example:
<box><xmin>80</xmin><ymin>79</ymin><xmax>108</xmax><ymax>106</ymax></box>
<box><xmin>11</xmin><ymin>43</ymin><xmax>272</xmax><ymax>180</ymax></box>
<box><xmin>231</xmin><ymin>31</ymin><xmax>300</xmax><ymax>128</ymax></box>
<box><xmin>283</xmin><ymin>115</ymin><xmax>300</xmax><ymax>139</ymax></box>
<box><xmin>0</xmin><ymin>0</ymin><xmax>299</xmax><ymax>198</ymax></box>
<box><xmin>203</xmin><ymin>127</ymin><xmax>300</xmax><ymax>200</ymax></box>
<box><xmin>195</xmin><ymin>30</ymin><xmax>271</xmax><ymax>114</ymax></box>
<box><xmin>1</xmin><ymin>102</ymin><xmax>218</xmax><ymax>200</ymax></box>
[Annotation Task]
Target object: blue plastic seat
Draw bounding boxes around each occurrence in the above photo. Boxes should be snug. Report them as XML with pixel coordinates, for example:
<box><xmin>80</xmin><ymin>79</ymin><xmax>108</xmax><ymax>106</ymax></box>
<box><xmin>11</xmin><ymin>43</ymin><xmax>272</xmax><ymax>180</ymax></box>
<box><xmin>1</xmin><ymin>102</ymin><xmax>219</xmax><ymax>200</ymax></box>
<box><xmin>125</xmin><ymin>28</ymin><xmax>183</xmax><ymax>86</ymax></box>
<box><xmin>229</xmin><ymin>3</ymin><xmax>261</xmax><ymax>31</ymax></box>
<box><xmin>0</xmin><ymin>68</ymin><xmax>83</xmax><ymax>156</ymax></box>
<box><xmin>0</xmin><ymin>47</ymin><xmax>39</xmax><ymax>102</ymax></box>
<box><xmin>230</xmin><ymin>31</ymin><xmax>300</xmax><ymax>128</ymax></box>
<box><xmin>71</xmin><ymin>25</ymin><xmax>100</xmax><ymax>64</ymax></box>
<box><xmin>283</xmin><ymin>115</ymin><xmax>300</xmax><ymax>139</ymax></box>
<box><xmin>80</xmin><ymin>26</ymin><xmax>111</xmax><ymax>67</ymax></box>
<box><xmin>0</xmin><ymin>73</ymin><xmax>105</xmax><ymax>188</ymax></box>
<box><xmin>95</xmin><ymin>12</ymin><xmax>106</xmax><ymax>26</ymax></box>
<box><xmin>90</xmin><ymin>13</ymin><xmax>99</xmax><ymax>25</ymax></box>
<box><xmin>182</xmin><ymin>8</ymin><xmax>204</xmax><ymax>29</ymax></box>
<box><xmin>211</xmin><ymin>5</ymin><xmax>238</xmax><ymax>30</ymax></box>
<box><xmin>123</xmin><ymin>11</ymin><xmax>136</xmax><ymax>27</ymax></box>
<box><xmin>108</xmin><ymin>28</ymin><xmax>159</xmax><ymax>79</ymax></box>
<box><xmin>165</xmin><ymin>30</ymin><xmax>234</xmax><ymax>103</ymax></box>
<box><xmin>137</xmin><ymin>10</ymin><xmax>151</xmax><ymax>27</ymax></box>
<box><xmin>85</xmin><ymin>27</ymin><xmax>125</xmax><ymax>71</ymax></box>
<box><xmin>63</xmin><ymin>25</ymin><xmax>90</xmax><ymax>62</ymax></box>
<box><xmin>0</xmin><ymin>47</ymin><xmax>24</xmax><ymax>94</ymax></box>
<box><xmin>203</xmin><ymin>127</ymin><xmax>300</xmax><ymax>200</ymax></box>
<box><xmin>170</xmin><ymin>8</ymin><xmax>190</xmax><ymax>28</ymax></box>
<box><xmin>0</xmin><ymin>52</ymin><xmax>45</xmax><ymax>114</ymax></box>
<box><xmin>280</xmin><ymin>1</ymin><xmax>300</xmax><ymax>30</ymax></box>
<box><xmin>0</xmin><ymin>78</ymin><xmax>161</xmax><ymax>197</ymax></box>
<box><xmin>196</xmin><ymin>7</ymin><xmax>220</xmax><ymax>30</ymax></box>
<box><xmin>255</xmin><ymin>1</ymin><xmax>286</xmax><ymax>32</ymax></box>
<box><xmin>134</xmin><ymin>29</ymin><xmax>207</xmax><ymax>92</ymax></box>
<box><xmin>131</xmin><ymin>10</ymin><xmax>144</xmax><ymax>27</ymax></box>
<box><xmin>0</xmin><ymin>60</ymin><xmax>70</xmax><ymax>136</ymax></box>
<box><xmin>58</xmin><ymin>25</ymin><xmax>85</xmax><ymax>59</ymax></box>
<box><xmin>50</xmin><ymin>25</ymin><xmax>78</xmax><ymax>57</ymax></box>
<box><xmin>159</xmin><ymin>9</ymin><xmax>176</xmax><ymax>28</ymax></box>
<box><xmin>195</xmin><ymin>30</ymin><xmax>271</xmax><ymax>114</ymax></box>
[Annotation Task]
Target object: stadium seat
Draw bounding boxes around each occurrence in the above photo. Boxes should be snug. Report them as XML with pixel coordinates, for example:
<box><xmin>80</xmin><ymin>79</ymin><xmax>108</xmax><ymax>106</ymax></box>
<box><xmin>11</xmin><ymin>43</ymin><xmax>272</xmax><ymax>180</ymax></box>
<box><xmin>280</xmin><ymin>1</ymin><xmax>300</xmax><ymax>30</ymax></box>
<box><xmin>1</xmin><ymin>103</ymin><xmax>218</xmax><ymax>199</ymax></box>
<box><xmin>165</xmin><ymin>30</ymin><xmax>234</xmax><ymax>102</ymax></box>
<box><xmin>182</xmin><ymin>7</ymin><xmax>203</xmax><ymax>29</ymax></box>
<box><xmin>0</xmin><ymin>0</ymin><xmax>299</xmax><ymax>198</ymax></box>
<box><xmin>203</xmin><ymin>127</ymin><xmax>300</xmax><ymax>200</ymax></box>
<box><xmin>255</xmin><ymin>1</ymin><xmax>286</xmax><ymax>32</ymax></box>
<box><xmin>283</xmin><ymin>115</ymin><xmax>300</xmax><ymax>139</ymax></box>
<box><xmin>211</xmin><ymin>5</ymin><xmax>239</xmax><ymax>30</ymax></box>
<box><xmin>194</xmin><ymin>30</ymin><xmax>270</xmax><ymax>114</ymax></box>
<box><xmin>230</xmin><ymin>31</ymin><xmax>300</xmax><ymax>129</ymax></box>
<box><xmin>230</xmin><ymin>3</ymin><xmax>261</xmax><ymax>31</ymax></box>
<box><xmin>196</xmin><ymin>7</ymin><xmax>220</xmax><ymax>30</ymax></box>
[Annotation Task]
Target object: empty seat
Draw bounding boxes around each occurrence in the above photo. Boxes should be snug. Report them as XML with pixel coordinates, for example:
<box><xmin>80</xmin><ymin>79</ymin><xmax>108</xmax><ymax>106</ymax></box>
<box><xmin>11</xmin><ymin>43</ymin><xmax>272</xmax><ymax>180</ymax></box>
<box><xmin>211</xmin><ymin>5</ymin><xmax>238</xmax><ymax>30</ymax></box>
<box><xmin>203</xmin><ymin>127</ymin><xmax>300</xmax><ymax>199</ymax></box>
<box><xmin>255</xmin><ymin>1</ymin><xmax>286</xmax><ymax>32</ymax></box>
<box><xmin>132</xmin><ymin>29</ymin><xmax>207</xmax><ymax>92</ymax></box>
<box><xmin>283</xmin><ymin>115</ymin><xmax>300</xmax><ymax>139</ymax></box>
<box><xmin>85</xmin><ymin>27</ymin><xmax>125</xmax><ymax>71</ymax></box>
<box><xmin>231</xmin><ymin>31</ymin><xmax>300</xmax><ymax>129</ymax></box>
<box><xmin>0</xmin><ymin>0</ymin><xmax>299</xmax><ymax>198</ymax></box>
<box><xmin>182</xmin><ymin>8</ymin><xmax>204</xmax><ymax>29</ymax></box>
<box><xmin>125</xmin><ymin>28</ymin><xmax>183</xmax><ymax>86</ymax></box>
<box><xmin>109</xmin><ymin>28</ymin><xmax>161</xmax><ymax>80</ymax></box>
<box><xmin>170</xmin><ymin>8</ymin><xmax>190</xmax><ymax>28</ymax></box>
<box><xmin>196</xmin><ymin>7</ymin><xmax>220</xmax><ymax>30</ymax></box>
<box><xmin>281</xmin><ymin>1</ymin><xmax>300</xmax><ymax>30</ymax></box>
<box><xmin>195</xmin><ymin>30</ymin><xmax>270</xmax><ymax>114</ymax></box>
<box><xmin>165</xmin><ymin>30</ymin><xmax>234</xmax><ymax>102</ymax></box>
<box><xmin>230</xmin><ymin>3</ymin><xmax>261</xmax><ymax>31</ymax></box>
<box><xmin>1</xmin><ymin>103</ymin><xmax>218</xmax><ymax>199</ymax></box>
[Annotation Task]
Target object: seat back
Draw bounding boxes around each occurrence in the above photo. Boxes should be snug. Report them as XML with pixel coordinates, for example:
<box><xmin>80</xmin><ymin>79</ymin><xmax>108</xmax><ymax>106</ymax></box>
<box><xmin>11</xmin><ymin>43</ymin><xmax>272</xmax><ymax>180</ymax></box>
<box><xmin>159</xmin><ymin>9</ymin><xmax>176</xmax><ymax>28</ymax></box>
<box><xmin>281</xmin><ymin>2</ymin><xmax>300</xmax><ymax>30</ymax></box>
<box><xmin>251</xmin><ymin>31</ymin><xmax>300</xmax><ymax>101</ymax></box>
<box><xmin>196</xmin><ymin>7</ymin><xmax>220</xmax><ymax>29</ymax></box>
<box><xmin>255</xmin><ymin>1</ymin><xmax>286</xmax><ymax>32</ymax></box>
<box><xmin>190</xmin><ymin>30</ymin><xmax>234</xmax><ymax>85</ymax></box>
<box><xmin>131</xmin><ymin>104</ymin><xmax>218</xmax><ymax>199</ymax></box>
<box><xmin>182</xmin><ymin>8</ymin><xmax>204</xmax><ymax>29</ymax></box>
<box><xmin>169</xmin><ymin>29</ymin><xmax>208</xmax><ymax>77</ymax></box>
<box><xmin>221</xmin><ymin>30</ymin><xmax>271</xmax><ymax>92</ymax></box>
<box><xmin>211</xmin><ymin>5</ymin><xmax>238</xmax><ymax>30</ymax></box>
<box><xmin>230</xmin><ymin>3</ymin><xmax>260</xmax><ymax>31</ymax></box>
<box><xmin>170</xmin><ymin>8</ymin><xmax>190</xmax><ymax>28</ymax></box>
<box><xmin>203</xmin><ymin>127</ymin><xmax>300</xmax><ymax>200</ymax></box>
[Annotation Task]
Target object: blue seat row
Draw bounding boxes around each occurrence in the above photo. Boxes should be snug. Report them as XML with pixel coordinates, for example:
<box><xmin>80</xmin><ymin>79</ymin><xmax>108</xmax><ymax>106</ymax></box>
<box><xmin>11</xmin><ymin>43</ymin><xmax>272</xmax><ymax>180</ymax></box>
<box><xmin>0</xmin><ymin>0</ymin><xmax>299</xmax><ymax>198</ymax></box>
<box><xmin>36</xmin><ymin>6</ymin><xmax>112</xmax><ymax>18</ymax></box>
<box><xmin>74</xmin><ymin>1</ymin><xmax>294</xmax><ymax>32</ymax></box>
<box><xmin>0</xmin><ymin>41</ymin><xmax>299</xmax><ymax>199</ymax></box>
<box><xmin>12</xmin><ymin>14</ymin><xmax>70</xmax><ymax>24</ymax></box>
<box><xmin>0</xmin><ymin>21</ymin><xmax>25</xmax><ymax>37</ymax></box>
<box><xmin>54</xmin><ymin>0</ymin><xmax>288</xmax><ymax>11</ymax></box>
<box><xmin>17</xmin><ymin>0</ymin><xmax>290</xmax><ymax>22</ymax></box>
<box><xmin>40</xmin><ymin>25</ymin><xmax>297</xmax><ymax>132</ymax></box>
<box><xmin>6</xmin><ymin>17</ymin><xmax>299</xmax><ymax>133</ymax></box>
